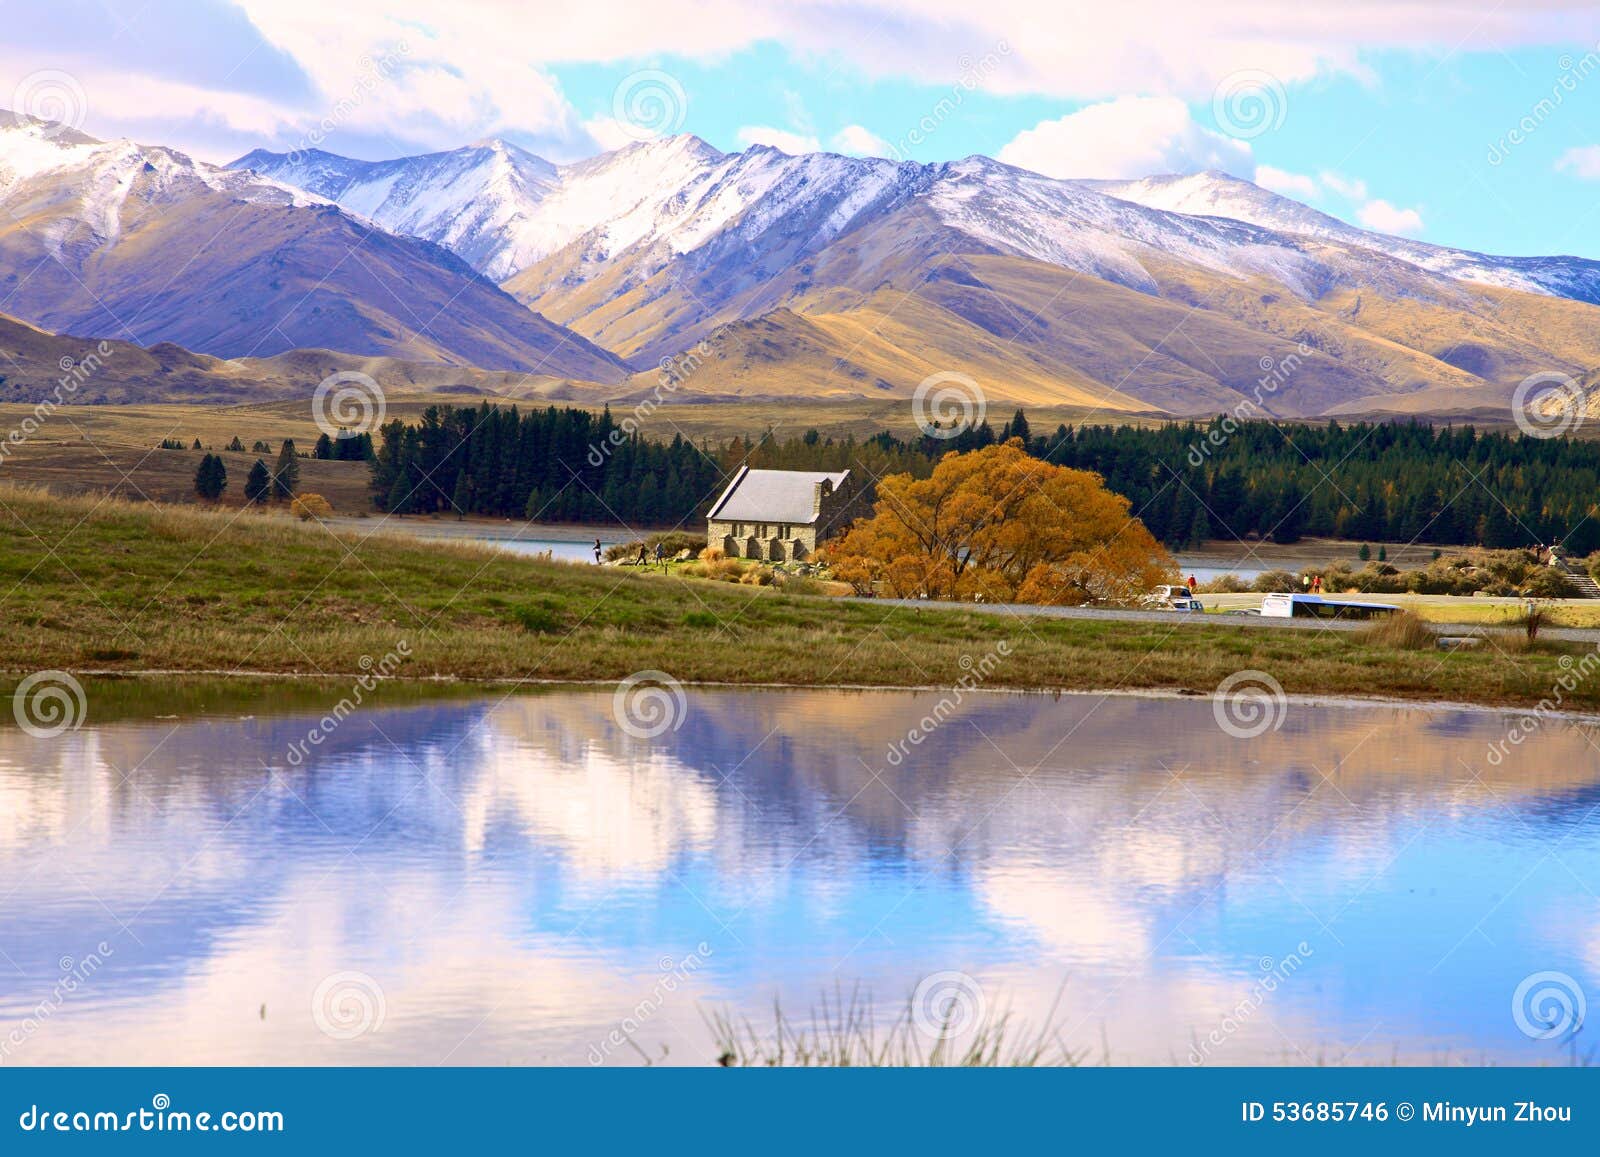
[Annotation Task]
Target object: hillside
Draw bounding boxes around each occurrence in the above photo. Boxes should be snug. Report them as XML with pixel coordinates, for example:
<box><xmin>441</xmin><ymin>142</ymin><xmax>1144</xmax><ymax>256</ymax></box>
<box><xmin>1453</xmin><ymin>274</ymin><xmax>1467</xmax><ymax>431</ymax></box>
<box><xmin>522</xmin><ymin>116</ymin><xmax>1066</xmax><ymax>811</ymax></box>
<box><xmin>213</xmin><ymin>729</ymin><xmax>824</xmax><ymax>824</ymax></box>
<box><xmin>0</xmin><ymin>115</ymin><xmax>628</xmax><ymax>382</ymax></box>
<box><xmin>0</xmin><ymin>310</ymin><xmax>607</xmax><ymax>404</ymax></box>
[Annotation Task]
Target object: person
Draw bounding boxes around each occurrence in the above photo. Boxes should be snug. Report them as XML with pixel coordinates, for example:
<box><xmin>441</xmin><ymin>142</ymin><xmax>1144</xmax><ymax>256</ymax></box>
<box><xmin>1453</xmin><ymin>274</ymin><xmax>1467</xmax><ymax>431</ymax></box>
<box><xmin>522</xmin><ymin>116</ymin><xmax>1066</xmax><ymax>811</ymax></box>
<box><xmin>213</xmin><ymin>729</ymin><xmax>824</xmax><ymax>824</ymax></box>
<box><xmin>654</xmin><ymin>542</ymin><xmax>666</xmax><ymax>571</ymax></box>
<box><xmin>1186</xmin><ymin>574</ymin><xmax>1197</xmax><ymax>592</ymax></box>
<box><xmin>1312</xmin><ymin>574</ymin><xmax>1323</xmax><ymax>593</ymax></box>
<box><xmin>593</xmin><ymin>538</ymin><xmax>603</xmax><ymax>564</ymax></box>
<box><xmin>637</xmin><ymin>543</ymin><xmax>648</xmax><ymax>566</ymax></box>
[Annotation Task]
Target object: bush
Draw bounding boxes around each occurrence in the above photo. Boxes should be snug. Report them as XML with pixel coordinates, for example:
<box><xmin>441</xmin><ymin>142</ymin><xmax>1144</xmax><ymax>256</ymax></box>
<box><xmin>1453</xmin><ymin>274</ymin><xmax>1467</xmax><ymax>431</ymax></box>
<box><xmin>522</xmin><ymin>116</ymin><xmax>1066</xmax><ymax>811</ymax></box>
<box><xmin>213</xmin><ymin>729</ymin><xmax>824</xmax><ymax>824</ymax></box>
<box><xmin>290</xmin><ymin>493</ymin><xmax>334</xmax><ymax>521</ymax></box>
<box><xmin>776</xmin><ymin>573</ymin><xmax>822</xmax><ymax>596</ymax></box>
<box><xmin>510</xmin><ymin>602</ymin><xmax>562</xmax><ymax>633</ymax></box>
<box><xmin>1348</xmin><ymin>565</ymin><xmax>1406</xmax><ymax>594</ymax></box>
<box><xmin>1521</xmin><ymin>568</ymin><xmax>1579</xmax><ymax>599</ymax></box>
<box><xmin>1359</xmin><ymin>610</ymin><xmax>1434</xmax><ymax>651</ymax></box>
<box><xmin>1521</xmin><ymin>604</ymin><xmax>1548</xmax><ymax>642</ymax></box>
<box><xmin>682</xmin><ymin>611</ymin><xmax>720</xmax><ymax>628</ymax></box>
<box><xmin>1404</xmin><ymin>564</ymin><xmax>1476</xmax><ymax>596</ymax></box>
<box><xmin>1196</xmin><ymin>573</ymin><xmax>1251</xmax><ymax>594</ymax></box>
<box><xmin>1251</xmin><ymin>570</ymin><xmax>1299</xmax><ymax>593</ymax></box>
<box><xmin>711</xmin><ymin>558</ymin><xmax>749</xmax><ymax>582</ymax></box>
<box><xmin>605</xmin><ymin>531</ymin><xmax>707</xmax><ymax>562</ymax></box>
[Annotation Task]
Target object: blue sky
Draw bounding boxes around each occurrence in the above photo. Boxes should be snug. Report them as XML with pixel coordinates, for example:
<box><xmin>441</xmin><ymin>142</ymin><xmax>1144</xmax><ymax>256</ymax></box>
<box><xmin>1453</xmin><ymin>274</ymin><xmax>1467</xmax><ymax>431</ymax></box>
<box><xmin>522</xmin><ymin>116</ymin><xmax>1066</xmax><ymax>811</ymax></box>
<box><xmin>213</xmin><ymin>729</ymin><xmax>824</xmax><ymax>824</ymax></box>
<box><xmin>6</xmin><ymin>1</ymin><xmax>1600</xmax><ymax>257</ymax></box>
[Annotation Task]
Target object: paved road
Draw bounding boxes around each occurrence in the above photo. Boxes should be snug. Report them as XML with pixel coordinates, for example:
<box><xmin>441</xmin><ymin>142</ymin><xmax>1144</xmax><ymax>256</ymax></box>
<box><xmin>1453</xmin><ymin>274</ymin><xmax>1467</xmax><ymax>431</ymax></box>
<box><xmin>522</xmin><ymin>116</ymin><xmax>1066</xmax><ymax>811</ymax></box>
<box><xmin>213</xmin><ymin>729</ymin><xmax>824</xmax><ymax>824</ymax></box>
<box><xmin>851</xmin><ymin>597</ymin><xmax>1600</xmax><ymax>645</ymax></box>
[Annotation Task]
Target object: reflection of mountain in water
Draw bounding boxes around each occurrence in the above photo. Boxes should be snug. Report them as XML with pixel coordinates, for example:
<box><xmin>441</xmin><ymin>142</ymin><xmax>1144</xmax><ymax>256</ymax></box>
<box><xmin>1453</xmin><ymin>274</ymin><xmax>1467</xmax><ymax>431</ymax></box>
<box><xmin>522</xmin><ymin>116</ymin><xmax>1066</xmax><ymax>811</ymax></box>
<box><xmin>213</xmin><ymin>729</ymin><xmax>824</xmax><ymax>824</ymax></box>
<box><xmin>1</xmin><ymin>688</ymin><xmax>1597</xmax><ymax>1064</ymax></box>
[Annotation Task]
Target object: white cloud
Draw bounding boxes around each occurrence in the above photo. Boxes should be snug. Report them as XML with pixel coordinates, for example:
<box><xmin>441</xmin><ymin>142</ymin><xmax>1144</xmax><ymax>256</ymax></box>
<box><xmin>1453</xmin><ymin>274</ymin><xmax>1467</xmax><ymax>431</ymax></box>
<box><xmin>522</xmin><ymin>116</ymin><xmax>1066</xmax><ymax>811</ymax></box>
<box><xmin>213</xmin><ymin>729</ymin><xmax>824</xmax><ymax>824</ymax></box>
<box><xmin>17</xmin><ymin>1</ymin><xmax>1600</xmax><ymax>164</ymax></box>
<box><xmin>736</xmin><ymin>125</ymin><xmax>822</xmax><ymax>154</ymax></box>
<box><xmin>1556</xmin><ymin>145</ymin><xmax>1600</xmax><ymax>180</ymax></box>
<box><xmin>832</xmin><ymin>124</ymin><xmax>893</xmax><ymax>157</ymax></box>
<box><xmin>582</xmin><ymin>117</ymin><xmax>646</xmax><ymax>152</ymax></box>
<box><xmin>1255</xmin><ymin>164</ymin><xmax>1318</xmax><ymax>198</ymax></box>
<box><xmin>1320</xmin><ymin>171</ymin><xmax>1368</xmax><ymax>200</ymax></box>
<box><xmin>1356</xmin><ymin>198</ymin><xmax>1424</xmax><ymax>234</ymax></box>
<box><xmin>997</xmin><ymin>96</ymin><xmax>1252</xmax><ymax>180</ymax></box>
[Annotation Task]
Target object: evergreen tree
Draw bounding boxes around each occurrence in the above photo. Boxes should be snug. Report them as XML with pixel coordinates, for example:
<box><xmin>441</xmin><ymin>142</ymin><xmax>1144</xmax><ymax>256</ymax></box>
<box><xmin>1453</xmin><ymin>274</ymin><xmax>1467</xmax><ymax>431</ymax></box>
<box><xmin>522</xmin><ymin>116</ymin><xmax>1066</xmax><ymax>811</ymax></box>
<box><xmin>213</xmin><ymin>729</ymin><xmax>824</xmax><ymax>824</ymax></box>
<box><xmin>193</xmin><ymin>454</ymin><xmax>227</xmax><ymax>500</ymax></box>
<box><xmin>450</xmin><ymin>472</ymin><xmax>473</xmax><ymax>520</ymax></box>
<box><xmin>1480</xmin><ymin>503</ymin><xmax>1520</xmax><ymax>549</ymax></box>
<box><xmin>244</xmin><ymin>459</ymin><xmax>271</xmax><ymax>504</ymax></box>
<box><xmin>362</xmin><ymin>407</ymin><xmax>1600</xmax><ymax>549</ymax></box>
<box><xmin>1005</xmin><ymin>408</ymin><xmax>1031</xmax><ymax>449</ymax></box>
<box><xmin>226</xmin><ymin>436</ymin><xmax>245</xmax><ymax>452</ymax></box>
<box><xmin>313</xmin><ymin>432</ymin><xmax>335</xmax><ymax>459</ymax></box>
<box><xmin>273</xmin><ymin>438</ymin><xmax>300</xmax><ymax>499</ymax></box>
<box><xmin>386</xmin><ymin>470</ymin><xmax>414</xmax><ymax>515</ymax></box>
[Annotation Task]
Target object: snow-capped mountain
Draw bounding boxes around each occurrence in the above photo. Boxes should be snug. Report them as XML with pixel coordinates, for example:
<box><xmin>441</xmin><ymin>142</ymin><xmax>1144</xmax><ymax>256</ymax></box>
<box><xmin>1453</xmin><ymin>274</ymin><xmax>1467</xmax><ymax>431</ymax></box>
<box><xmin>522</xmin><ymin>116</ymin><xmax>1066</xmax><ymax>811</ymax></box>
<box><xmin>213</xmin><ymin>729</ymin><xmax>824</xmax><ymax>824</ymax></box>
<box><xmin>10</xmin><ymin>114</ymin><xmax>1597</xmax><ymax>416</ymax></box>
<box><xmin>1</xmin><ymin>116</ymin><xmax>325</xmax><ymax>268</ymax></box>
<box><xmin>1084</xmin><ymin>171</ymin><xmax>1600</xmax><ymax>304</ymax></box>
<box><xmin>234</xmin><ymin>134</ymin><xmax>1600</xmax><ymax>311</ymax></box>
<box><xmin>233</xmin><ymin>135</ymin><xmax>927</xmax><ymax>285</ymax></box>
<box><xmin>231</xmin><ymin>131</ymin><xmax>1600</xmax><ymax>415</ymax></box>
<box><xmin>232</xmin><ymin>139</ymin><xmax>563</xmax><ymax>281</ymax></box>
<box><xmin>0</xmin><ymin>114</ymin><xmax>627</xmax><ymax>379</ymax></box>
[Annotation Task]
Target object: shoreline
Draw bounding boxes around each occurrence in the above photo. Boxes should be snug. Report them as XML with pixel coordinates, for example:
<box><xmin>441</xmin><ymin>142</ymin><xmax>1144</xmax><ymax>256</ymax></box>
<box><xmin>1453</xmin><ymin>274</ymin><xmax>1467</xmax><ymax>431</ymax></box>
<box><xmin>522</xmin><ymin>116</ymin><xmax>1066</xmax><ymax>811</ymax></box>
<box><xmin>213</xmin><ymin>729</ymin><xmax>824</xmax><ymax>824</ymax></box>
<box><xmin>320</xmin><ymin>515</ymin><xmax>634</xmax><ymax>545</ymax></box>
<box><xmin>10</xmin><ymin>667</ymin><xmax>1600</xmax><ymax>724</ymax></box>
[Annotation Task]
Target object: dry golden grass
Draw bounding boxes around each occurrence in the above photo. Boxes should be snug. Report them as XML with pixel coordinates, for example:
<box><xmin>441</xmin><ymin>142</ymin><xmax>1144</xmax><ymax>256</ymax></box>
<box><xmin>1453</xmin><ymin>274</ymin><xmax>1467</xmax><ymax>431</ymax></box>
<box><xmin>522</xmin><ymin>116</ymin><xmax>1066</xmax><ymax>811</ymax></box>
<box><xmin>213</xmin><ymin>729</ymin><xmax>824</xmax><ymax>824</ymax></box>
<box><xmin>1358</xmin><ymin>610</ymin><xmax>1436</xmax><ymax>650</ymax></box>
<box><xmin>0</xmin><ymin>436</ymin><xmax>374</xmax><ymax>511</ymax></box>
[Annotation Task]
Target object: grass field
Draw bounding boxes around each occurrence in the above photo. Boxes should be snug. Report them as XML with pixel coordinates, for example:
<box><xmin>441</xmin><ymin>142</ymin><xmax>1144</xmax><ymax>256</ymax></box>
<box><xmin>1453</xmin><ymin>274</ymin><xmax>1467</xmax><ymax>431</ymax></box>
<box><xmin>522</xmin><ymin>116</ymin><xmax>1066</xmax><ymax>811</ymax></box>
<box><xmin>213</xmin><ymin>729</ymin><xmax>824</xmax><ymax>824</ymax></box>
<box><xmin>0</xmin><ymin>437</ymin><xmax>375</xmax><ymax>512</ymax></box>
<box><xmin>0</xmin><ymin>484</ymin><xmax>1596</xmax><ymax>714</ymax></box>
<box><xmin>0</xmin><ymin>396</ymin><xmax>1165</xmax><ymax>459</ymax></box>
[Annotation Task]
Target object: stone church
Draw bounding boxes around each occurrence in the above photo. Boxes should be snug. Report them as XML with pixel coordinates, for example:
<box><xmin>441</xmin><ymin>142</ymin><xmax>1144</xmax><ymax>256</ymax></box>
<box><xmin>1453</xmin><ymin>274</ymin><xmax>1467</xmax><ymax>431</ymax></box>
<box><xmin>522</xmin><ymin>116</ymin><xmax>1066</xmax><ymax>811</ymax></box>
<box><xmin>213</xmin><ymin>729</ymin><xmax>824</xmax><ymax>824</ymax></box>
<box><xmin>706</xmin><ymin>467</ymin><xmax>854</xmax><ymax>561</ymax></box>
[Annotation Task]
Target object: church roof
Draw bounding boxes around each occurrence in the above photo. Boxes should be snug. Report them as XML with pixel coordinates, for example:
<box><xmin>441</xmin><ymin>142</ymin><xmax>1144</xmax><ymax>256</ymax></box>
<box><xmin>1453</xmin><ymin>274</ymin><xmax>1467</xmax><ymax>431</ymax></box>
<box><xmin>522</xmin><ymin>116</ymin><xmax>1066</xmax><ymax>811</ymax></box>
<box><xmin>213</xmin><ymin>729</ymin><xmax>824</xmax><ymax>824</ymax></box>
<box><xmin>707</xmin><ymin>467</ymin><xmax>850</xmax><ymax>525</ymax></box>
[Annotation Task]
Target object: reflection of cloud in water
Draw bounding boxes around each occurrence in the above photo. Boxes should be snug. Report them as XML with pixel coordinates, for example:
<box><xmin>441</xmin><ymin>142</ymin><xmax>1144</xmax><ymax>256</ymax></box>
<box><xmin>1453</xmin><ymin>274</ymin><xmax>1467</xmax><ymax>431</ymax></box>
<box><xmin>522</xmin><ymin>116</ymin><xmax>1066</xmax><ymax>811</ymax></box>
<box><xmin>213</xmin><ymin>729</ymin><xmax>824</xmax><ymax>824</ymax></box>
<box><xmin>977</xmin><ymin>860</ymin><xmax>1150</xmax><ymax>967</ymax></box>
<box><xmin>0</xmin><ymin>688</ymin><xmax>1597</xmax><ymax>1063</ymax></box>
<box><xmin>462</xmin><ymin>738</ymin><xmax>718</xmax><ymax>879</ymax></box>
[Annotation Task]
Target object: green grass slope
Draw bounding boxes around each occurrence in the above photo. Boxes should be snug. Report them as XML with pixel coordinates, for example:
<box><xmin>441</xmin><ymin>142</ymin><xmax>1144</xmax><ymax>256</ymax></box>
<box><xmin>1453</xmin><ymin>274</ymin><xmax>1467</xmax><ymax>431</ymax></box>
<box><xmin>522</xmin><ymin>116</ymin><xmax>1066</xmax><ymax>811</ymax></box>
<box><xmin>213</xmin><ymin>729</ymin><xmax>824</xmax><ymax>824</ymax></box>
<box><xmin>0</xmin><ymin>485</ymin><xmax>1595</xmax><ymax>714</ymax></box>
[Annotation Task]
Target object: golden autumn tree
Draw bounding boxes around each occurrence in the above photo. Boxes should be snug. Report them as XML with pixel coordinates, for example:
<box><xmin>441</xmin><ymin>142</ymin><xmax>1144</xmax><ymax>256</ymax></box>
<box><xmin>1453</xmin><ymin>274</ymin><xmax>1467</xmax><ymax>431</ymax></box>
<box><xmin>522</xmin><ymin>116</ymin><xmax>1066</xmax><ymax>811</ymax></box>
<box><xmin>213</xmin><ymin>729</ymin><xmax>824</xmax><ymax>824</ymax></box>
<box><xmin>290</xmin><ymin>493</ymin><xmax>334</xmax><ymax>521</ymax></box>
<box><xmin>827</xmin><ymin>439</ymin><xmax>1173</xmax><ymax>605</ymax></box>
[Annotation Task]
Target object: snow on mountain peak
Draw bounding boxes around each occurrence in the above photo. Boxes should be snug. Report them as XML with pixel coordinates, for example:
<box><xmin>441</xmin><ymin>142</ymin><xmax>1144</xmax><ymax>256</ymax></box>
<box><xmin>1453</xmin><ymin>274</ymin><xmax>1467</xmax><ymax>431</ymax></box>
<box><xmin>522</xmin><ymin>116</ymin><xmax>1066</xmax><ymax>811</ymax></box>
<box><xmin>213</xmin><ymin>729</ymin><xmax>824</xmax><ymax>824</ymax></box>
<box><xmin>1086</xmin><ymin>170</ymin><xmax>1362</xmax><ymax>239</ymax></box>
<box><xmin>1086</xmin><ymin>170</ymin><xmax>1600</xmax><ymax>302</ymax></box>
<box><xmin>1</xmin><ymin>116</ymin><xmax>326</xmax><ymax>258</ymax></box>
<box><xmin>228</xmin><ymin>130</ymin><xmax>1600</xmax><ymax>309</ymax></box>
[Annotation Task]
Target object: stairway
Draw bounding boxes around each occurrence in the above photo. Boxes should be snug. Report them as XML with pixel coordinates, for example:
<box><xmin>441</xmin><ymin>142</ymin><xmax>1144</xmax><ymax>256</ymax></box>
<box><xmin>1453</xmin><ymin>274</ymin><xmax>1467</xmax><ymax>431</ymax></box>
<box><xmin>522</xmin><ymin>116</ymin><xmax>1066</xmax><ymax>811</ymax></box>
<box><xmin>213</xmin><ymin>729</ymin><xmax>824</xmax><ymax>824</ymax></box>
<box><xmin>1554</xmin><ymin>560</ymin><xmax>1600</xmax><ymax>598</ymax></box>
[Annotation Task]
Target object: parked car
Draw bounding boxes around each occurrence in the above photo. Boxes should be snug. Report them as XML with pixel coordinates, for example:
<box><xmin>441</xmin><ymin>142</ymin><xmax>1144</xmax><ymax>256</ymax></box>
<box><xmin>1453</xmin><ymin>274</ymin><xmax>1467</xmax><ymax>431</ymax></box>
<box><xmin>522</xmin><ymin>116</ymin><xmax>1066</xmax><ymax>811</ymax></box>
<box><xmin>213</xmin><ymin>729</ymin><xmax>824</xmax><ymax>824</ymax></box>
<box><xmin>1143</xmin><ymin>585</ymin><xmax>1205</xmax><ymax>612</ymax></box>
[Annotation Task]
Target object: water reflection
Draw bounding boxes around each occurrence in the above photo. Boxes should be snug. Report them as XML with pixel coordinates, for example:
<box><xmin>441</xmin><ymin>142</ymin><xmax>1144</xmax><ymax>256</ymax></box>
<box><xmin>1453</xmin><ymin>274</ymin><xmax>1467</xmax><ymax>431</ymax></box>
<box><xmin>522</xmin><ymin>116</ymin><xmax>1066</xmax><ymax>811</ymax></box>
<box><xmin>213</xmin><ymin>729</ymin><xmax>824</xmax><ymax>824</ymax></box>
<box><xmin>1</xmin><ymin>687</ymin><xmax>1596</xmax><ymax>1065</ymax></box>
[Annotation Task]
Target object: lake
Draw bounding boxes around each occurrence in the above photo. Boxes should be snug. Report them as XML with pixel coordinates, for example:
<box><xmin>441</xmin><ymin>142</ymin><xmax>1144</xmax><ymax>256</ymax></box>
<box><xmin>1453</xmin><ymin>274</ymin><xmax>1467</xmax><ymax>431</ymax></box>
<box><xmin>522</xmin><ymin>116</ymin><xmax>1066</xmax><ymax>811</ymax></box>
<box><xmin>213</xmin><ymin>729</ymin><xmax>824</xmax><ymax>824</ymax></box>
<box><xmin>1</xmin><ymin>683</ymin><xmax>1595</xmax><ymax>1066</ymax></box>
<box><xmin>324</xmin><ymin>517</ymin><xmax>625</xmax><ymax>564</ymax></box>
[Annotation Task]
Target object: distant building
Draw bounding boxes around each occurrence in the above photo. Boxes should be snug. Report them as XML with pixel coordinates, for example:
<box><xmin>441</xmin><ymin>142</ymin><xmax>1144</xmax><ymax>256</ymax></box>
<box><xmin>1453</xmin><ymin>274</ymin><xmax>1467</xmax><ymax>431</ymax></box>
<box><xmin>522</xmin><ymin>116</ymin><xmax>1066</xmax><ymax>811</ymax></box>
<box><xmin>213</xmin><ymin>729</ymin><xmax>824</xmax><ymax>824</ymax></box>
<box><xmin>707</xmin><ymin>467</ymin><xmax>854</xmax><ymax>561</ymax></box>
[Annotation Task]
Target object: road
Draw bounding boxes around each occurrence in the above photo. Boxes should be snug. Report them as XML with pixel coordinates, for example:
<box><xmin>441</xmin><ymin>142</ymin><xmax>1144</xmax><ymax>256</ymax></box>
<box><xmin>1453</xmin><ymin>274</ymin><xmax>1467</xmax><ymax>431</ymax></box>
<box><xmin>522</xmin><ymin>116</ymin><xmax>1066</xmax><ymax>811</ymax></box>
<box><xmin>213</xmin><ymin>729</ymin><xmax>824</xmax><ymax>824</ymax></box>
<box><xmin>853</xmin><ymin>597</ymin><xmax>1600</xmax><ymax>645</ymax></box>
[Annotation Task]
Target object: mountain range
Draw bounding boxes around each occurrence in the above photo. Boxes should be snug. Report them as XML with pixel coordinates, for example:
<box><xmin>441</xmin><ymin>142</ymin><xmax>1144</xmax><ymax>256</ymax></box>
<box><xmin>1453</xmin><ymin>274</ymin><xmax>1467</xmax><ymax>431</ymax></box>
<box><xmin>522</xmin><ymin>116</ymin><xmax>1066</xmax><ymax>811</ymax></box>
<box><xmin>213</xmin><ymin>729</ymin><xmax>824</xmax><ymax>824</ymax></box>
<box><xmin>230</xmin><ymin>136</ymin><xmax>1600</xmax><ymax>417</ymax></box>
<box><xmin>4</xmin><ymin>111</ymin><xmax>1598</xmax><ymax>419</ymax></box>
<box><xmin>0</xmin><ymin>114</ymin><xmax>627</xmax><ymax>385</ymax></box>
